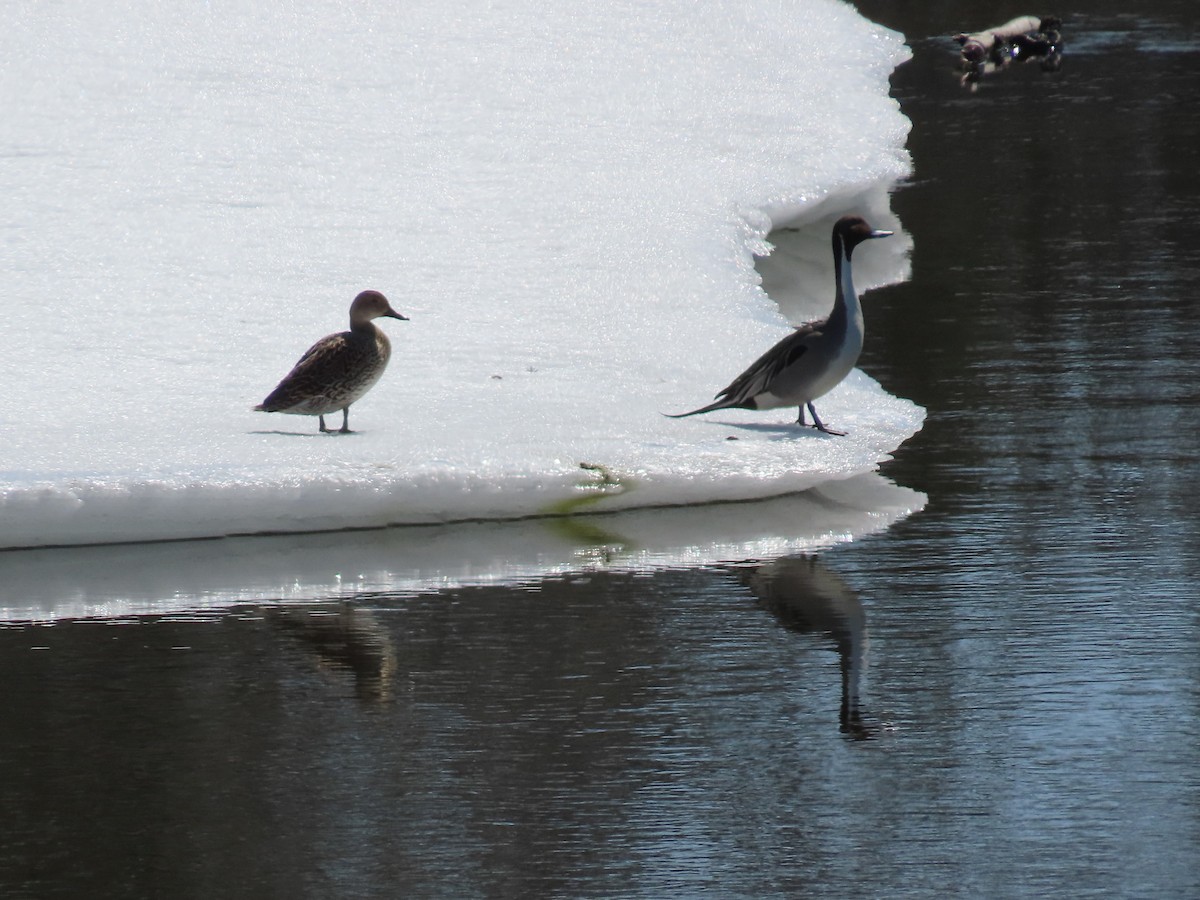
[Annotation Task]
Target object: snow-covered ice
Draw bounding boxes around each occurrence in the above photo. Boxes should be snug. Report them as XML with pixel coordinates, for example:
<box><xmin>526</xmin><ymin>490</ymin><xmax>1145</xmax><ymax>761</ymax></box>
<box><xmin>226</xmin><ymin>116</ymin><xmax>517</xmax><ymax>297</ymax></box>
<box><xmin>0</xmin><ymin>473</ymin><xmax>924</xmax><ymax>623</ymax></box>
<box><xmin>1</xmin><ymin>0</ymin><xmax>919</xmax><ymax>550</ymax></box>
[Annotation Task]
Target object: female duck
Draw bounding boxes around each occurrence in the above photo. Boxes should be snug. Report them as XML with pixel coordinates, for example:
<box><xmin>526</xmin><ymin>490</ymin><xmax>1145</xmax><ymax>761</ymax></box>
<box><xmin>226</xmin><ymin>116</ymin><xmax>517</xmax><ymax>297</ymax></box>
<box><xmin>255</xmin><ymin>290</ymin><xmax>408</xmax><ymax>434</ymax></box>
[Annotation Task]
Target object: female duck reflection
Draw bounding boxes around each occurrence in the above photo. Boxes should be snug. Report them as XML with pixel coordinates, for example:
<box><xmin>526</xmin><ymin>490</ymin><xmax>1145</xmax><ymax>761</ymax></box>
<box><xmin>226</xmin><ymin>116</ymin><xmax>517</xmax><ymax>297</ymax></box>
<box><xmin>268</xmin><ymin>604</ymin><xmax>397</xmax><ymax>703</ymax></box>
<box><xmin>738</xmin><ymin>554</ymin><xmax>874</xmax><ymax>740</ymax></box>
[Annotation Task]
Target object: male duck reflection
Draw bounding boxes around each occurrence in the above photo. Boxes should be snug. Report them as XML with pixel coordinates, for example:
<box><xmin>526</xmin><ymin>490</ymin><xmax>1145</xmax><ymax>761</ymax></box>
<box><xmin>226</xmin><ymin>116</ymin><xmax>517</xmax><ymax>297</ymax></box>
<box><xmin>741</xmin><ymin>554</ymin><xmax>872</xmax><ymax>739</ymax></box>
<box><xmin>668</xmin><ymin>215</ymin><xmax>891</xmax><ymax>435</ymax></box>
<box><xmin>255</xmin><ymin>290</ymin><xmax>408</xmax><ymax>434</ymax></box>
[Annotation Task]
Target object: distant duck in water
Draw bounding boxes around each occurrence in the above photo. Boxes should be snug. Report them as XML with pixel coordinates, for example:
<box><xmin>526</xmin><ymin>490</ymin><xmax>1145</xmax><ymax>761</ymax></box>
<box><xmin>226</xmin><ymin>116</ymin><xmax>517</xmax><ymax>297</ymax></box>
<box><xmin>667</xmin><ymin>215</ymin><xmax>891</xmax><ymax>436</ymax></box>
<box><xmin>255</xmin><ymin>290</ymin><xmax>408</xmax><ymax>434</ymax></box>
<box><xmin>955</xmin><ymin>15</ymin><xmax>1063</xmax><ymax>88</ymax></box>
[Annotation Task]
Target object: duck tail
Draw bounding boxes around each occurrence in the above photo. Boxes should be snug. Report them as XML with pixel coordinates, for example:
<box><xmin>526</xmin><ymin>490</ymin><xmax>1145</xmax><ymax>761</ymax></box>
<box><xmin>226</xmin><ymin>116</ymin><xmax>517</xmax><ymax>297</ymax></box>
<box><xmin>663</xmin><ymin>395</ymin><xmax>753</xmax><ymax>419</ymax></box>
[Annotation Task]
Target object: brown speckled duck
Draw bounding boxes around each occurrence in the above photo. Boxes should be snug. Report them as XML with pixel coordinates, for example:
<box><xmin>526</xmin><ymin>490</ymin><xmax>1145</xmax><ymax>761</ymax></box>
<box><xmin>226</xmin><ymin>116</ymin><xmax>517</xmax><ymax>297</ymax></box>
<box><xmin>255</xmin><ymin>290</ymin><xmax>408</xmax><ymax>434</ymax></box>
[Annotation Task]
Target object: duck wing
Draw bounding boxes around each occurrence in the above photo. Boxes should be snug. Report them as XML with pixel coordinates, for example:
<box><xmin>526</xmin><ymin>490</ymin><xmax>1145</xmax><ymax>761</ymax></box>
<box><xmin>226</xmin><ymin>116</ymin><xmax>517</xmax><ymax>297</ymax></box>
<box><xmin>258</xmin><ymin>332</ymin><xmax>358</xmax><ymax>411</ymax></box>
<box><xmin>713</xmin><ymin>321</ymin><xmax>823</xmax><ymax>406</ymax></box>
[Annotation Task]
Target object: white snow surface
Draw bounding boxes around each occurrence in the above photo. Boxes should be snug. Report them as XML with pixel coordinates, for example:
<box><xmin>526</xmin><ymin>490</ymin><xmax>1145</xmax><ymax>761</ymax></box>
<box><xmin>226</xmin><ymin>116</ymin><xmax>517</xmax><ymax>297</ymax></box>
<box><xmin>1</xmin><ymin>0</ymin><xmax>918</xmax><ymax>549</ymax></box>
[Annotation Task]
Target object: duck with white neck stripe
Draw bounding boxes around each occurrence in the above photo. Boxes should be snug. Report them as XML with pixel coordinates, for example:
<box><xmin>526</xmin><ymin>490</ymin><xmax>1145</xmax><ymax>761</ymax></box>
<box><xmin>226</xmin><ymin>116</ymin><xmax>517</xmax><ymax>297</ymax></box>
<box><xmin>668</xmin><ymin>215</ymin><xmax>892</xmax><ymax>436</ymax></box>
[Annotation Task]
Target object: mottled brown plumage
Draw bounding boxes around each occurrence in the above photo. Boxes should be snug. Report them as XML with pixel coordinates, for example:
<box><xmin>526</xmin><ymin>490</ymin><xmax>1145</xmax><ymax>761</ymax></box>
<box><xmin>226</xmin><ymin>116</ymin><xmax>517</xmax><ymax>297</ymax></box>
<box><xmin>255</xmin><ymin>290</ymin><xmax>408</xmax><ymax>434</ymax></box>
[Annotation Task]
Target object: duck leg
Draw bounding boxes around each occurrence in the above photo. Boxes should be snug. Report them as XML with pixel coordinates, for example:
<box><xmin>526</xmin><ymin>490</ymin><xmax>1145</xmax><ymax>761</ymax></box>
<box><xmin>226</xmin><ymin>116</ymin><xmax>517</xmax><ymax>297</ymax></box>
<box><xmin>805</xmin><ymin>402</ymin><xmax>846</xmax><ymax>437</ymax></box>
<box><xmin>319</xmin><ymin>414</ymin><xmax>331</xmax><ymax>433</ymax></box>
<box><xmin>339</xmin><ymin>407</ymin><xmax>352</xmax><ymax>434</ymax></box>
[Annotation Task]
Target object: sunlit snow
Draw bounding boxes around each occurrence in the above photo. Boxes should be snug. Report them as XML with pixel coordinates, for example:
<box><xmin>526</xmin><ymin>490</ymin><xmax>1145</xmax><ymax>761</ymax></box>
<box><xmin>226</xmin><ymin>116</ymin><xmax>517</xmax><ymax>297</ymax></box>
<box><xmin>1</xmin><ymin>0</ymin><xmax>918</xmax><ymax>550</ymax></box>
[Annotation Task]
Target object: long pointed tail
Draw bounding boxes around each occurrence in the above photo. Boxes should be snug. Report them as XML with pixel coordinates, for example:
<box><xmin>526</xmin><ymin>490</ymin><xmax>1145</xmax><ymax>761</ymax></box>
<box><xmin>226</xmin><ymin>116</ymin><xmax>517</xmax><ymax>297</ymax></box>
<box><xmin>663</xmin><ymin>397</ymin><xmax>746</xmax><ymax>418</ymax></box>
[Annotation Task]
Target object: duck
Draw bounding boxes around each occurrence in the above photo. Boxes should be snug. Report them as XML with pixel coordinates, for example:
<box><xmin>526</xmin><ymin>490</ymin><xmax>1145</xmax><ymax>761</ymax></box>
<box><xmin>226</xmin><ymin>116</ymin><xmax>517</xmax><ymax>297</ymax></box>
<box><xmin>667</xmin><ymin>215</ymin><xmax>891</xmax><ymax>435</ymax></box>
<box><xmin>255</xmin><ymin>290</ymin><xmax>408</xmax><ymax>434</ymax></box>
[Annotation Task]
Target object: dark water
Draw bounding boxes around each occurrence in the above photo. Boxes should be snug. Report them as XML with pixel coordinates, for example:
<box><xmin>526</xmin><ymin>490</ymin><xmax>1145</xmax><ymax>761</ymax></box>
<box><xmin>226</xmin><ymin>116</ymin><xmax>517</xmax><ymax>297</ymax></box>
<box><xmin>4</xmin><ymin>3</ymin><xmax>1200</xmax><ymax>897</ymax></box>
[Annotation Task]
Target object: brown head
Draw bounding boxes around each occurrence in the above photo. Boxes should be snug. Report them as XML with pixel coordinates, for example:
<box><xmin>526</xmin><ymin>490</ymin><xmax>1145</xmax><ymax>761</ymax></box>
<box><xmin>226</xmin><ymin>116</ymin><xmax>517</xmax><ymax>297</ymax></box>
<box><xmin>349</xmin><ymin>290</ymin><xmax>409</xmax><ymax>328</ymax></box>
<box><xmin>833</xmin><ymin>215</ymin><xmax>893</xmax><ymax>260</ymax></box>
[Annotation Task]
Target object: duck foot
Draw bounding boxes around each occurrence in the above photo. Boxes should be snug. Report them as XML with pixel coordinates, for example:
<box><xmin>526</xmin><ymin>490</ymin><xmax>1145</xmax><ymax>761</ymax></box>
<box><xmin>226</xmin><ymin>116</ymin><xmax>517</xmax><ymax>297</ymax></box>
<box><xmin>318</xmin><ymin>411</ymin><xmax>354</xmax><ymax>434</ymax></box>
<box><xmin>811</xmin><ymin>424</ymin><xmax>847</xmax><ymax>436</ymax></box>
<box><xmin>798</xmin><ymin>403</ymin><xmax>845</xmax><ymax>436</ymax></box>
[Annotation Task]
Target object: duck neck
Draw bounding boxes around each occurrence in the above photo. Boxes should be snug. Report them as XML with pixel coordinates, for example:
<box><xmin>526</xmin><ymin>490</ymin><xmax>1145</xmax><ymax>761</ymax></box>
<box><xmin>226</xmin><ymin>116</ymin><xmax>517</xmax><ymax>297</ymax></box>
<box><xmin>828</xmin><ymin>239</ymin><xmax>863</xmax><ymax>338</ymax></box>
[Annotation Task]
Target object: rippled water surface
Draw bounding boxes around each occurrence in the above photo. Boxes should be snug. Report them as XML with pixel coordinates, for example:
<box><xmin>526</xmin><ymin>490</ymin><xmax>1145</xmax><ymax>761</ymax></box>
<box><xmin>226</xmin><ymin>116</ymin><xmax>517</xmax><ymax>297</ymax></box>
<box><xmin>3</xmin><ymin>2</ymin><xmax>1199</xmax><ymax>897</ymax></box>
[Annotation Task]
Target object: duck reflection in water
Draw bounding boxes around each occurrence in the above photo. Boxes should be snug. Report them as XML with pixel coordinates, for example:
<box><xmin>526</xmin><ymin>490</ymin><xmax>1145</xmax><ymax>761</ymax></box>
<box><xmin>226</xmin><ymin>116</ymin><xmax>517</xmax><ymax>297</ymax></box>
<box><xmin>738</xmin><ymin>554</ymin><xmax>874</xmax><ymax>740</ymax></box>
<box><xmin>268</xmin><ymin>604</ymin><xmax>397</xmax><ymax>702</ymax></box>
